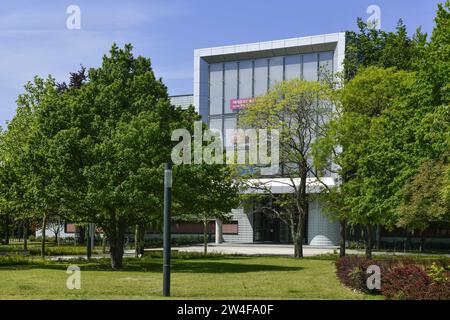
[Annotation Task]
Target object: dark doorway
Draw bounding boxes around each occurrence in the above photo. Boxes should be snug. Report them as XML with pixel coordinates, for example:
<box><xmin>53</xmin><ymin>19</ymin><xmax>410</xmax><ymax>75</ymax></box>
<box><xmin>253</xmin><ymin>212</ymin><xmax>291</xmax><ymax>243</ymax></box>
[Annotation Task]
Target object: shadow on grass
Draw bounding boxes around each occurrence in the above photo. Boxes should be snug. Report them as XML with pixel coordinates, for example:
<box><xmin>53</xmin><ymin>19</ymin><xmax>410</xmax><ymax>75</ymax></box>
<box><xmin>0</xmin><ymin>257</ymin><xmax>303</xmax><ymax>274</ymax></box>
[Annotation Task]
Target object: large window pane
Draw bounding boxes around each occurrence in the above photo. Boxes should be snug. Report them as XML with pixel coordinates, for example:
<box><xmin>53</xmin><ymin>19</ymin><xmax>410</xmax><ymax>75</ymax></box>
<box><xmin>254</xmin><ymin>58</ymin><xmax>268</xmax><ymax>96</ymax></box>
<box><xmin>209</xmin><ymin>63</ymin><xmax>223</xmax><ymax>115</ymax></box>
<box><xmin>239</xmin><ymin>60</ymin><xmax>253</xmax><ymax>99</ymax></box>
<box><xmin>224</xmin><ymin>117</ymin><xmax>237</xmax><ymax>148</ymax></box>
<box><xmin>269</xmin><ymin>57</ymin><xmax>283</xmax><ymax>89</ymax></box>
<box><xmin>319</xmin><ymin>51</ymin><xmax>333</xmax><ymax>80</ymax></box>
<box><xmin>302</xmin><ymin>53</ymin><xmax>318</xmax><ymax>81</ymax></box>
<box><xmin>209</xmin><ymin>118</ymin><xmax>222</xmax><ymax>132</ymax></box>
<box><xmin>224</xmin><ymin>62</ymin><xmax>238</xmax><ymax>113</ymax></box>
<box><xmin>285</xmin><ymin>55</ymin><xmax>301</xmax><ymax>80</ymax></box>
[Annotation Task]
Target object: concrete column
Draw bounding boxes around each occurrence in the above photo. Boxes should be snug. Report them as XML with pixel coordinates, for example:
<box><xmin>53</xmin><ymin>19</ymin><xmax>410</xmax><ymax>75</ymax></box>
<box><xmin>215</xmin><ymin>219</ymin><xmax>223</xmax><ymax>244</ymax></box>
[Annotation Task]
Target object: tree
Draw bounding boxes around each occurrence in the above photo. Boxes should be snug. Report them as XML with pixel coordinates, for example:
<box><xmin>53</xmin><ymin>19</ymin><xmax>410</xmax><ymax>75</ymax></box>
<box><xmin>344</xmin><ymin>18</ymin><xmax>426</xmax><ymax>80</ymax></box>
<box><xmin>177</xmin><ymin>164</ymin><xmax>239</xmax><ymax>255</ymax></box>
<box><xmin>239</xmin><ymin>79</ymin><xmax>335</xmax><ymax>258</ymax></box>
<box><xmin>0</xmin><ymin>76</ymin><xmax>59</xmax><ymax>257</ymax></box>
<box><xmin>33</xmin><ymin>44</ymin><xmax>239</xmax><ymax>269</ymax></box>
<box><xmin>313</xmin><ymin>67</ymin><xmax>415</xmax><ymax>258</ymax></box>
<box><xmin>47</xmin><ymin>216</ymin><xmax>63</xmax><ymax>245</ymax></box>
<box><xmin>397</xmin><ymin>157</ymin><xmax>450</xmax><ymax>251</ymax></box>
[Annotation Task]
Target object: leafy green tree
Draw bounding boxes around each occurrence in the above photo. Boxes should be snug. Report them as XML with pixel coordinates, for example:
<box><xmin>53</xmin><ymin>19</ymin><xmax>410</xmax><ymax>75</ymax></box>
<box><xmin>177</xmin><ymin>164</ymin><xmax>239</xmax><ymax>255</ymax></box>
<box><xmin>313</xmin><ymin>67</ymin><xmax>415</xmax><ymax>258</ymax></box>
<box><xmin>344</xmin><ymin>18</ymin><xmax>426</xmax><ymax>80</ymax></box>
<box><xmin>0</xmin><ymin>76</ymin><xmax>60</xmax><ymax>256</ymax></box>
<box><xmin>31</xmin><ymin>44</ymin><xmax>239</xmax><ymax>269</ymax></box>
<box><xmin>239</xmin><ymin>79</ymin><xmax>335</xmax><ymax>258</ymax></box>
<box><xmin>397</xmin><ymin>157</ymin><xmax>450</xmax><ymax>251</ymax></box>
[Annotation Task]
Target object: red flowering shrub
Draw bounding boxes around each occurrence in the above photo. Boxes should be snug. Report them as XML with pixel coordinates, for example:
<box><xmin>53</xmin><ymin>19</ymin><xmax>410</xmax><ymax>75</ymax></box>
<box><xmin>335</xmin><ymin>255</ymin><xmax>383</xmax><ymax>293</ymax></box>
<box><xmin>425</xmin><ymin>281</ymin><xmax>450</xmax><ymax>300</ymax></box>
<box><xmin>336</xmin><ymin>256</ymin><xmax>450</xmax><ymax>300</ymax></box>
<box><xmin>381</xmin><ymin>264</ymin><xmax>431</xmax><ymax>300</ymax></box>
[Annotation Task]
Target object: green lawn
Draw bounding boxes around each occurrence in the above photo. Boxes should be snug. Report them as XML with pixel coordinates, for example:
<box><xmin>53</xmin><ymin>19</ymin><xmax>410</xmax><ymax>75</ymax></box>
<box><xmin>0</xmin><ymin>254</ymin><xmax>380</xmax><ymax>300</ymax></box>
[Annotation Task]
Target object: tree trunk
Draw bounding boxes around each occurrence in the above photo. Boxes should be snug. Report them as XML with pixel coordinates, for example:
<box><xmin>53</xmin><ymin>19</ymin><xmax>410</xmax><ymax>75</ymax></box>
<box><xmin>406</xmin><ymin>232</ymin><xmax>412</xmax><ymax>251</ymax></box>
<box><xmin>203</xmin><ymin>219</ymin><xmax>208</xmax><ymax>255</ymax></box>
<box><xmin>339</xmin><ymin>219</ymin><xmax>346</xmax><ymax>257</ymax></box>
<box><xmin>109</xmin><ymin>222</ymin><xmax>126</xmax><ymax>270</ymax></box>
<box><xmin>292</xmin><ymin>217</ymin><xmax>304</xmax><ymax>258</ymax></box>
<box><xmin>41</xmin><ymin>214</ymin><xmax>47</xmax><ymax>259</ymax></box>
<box><xmin>4</xmin><ymin>219</ymin><xmax>10</xmax><ymax>245</ymax></box>
<box><xmin>77</xmin><ymin>226</ymin><xmax>85</xmax><ymax>245</ymax></box>
<box><xmin>134</xmin><ymin>225</ymin><xmax>139</xmax><ymax>258</ymax></box>
<box><xmin>102</xmin><ymin>235</ymin><xmax>107</xmax><ymax>254</ymax></box>
<box><xmin>87</xmin><ymin>224</ymin><xmax>92</xmax><ymax>259</ymax></box>
<box><xmin>23</xmin><ymin>221</ymin><xmax>28</xmax><ymax>251</ymax></box>
<box><xmin>375</xmin><ymin>224</ymin><xmax>381</xmax><ymax>250</ymax></box>
<box><xmin>419</xmin><ymin>230</ymin><xmax>426</xmax><ymax>253</ymax></box>
<box><xmin>365</xmin><ymin>225</ymin><xmax>374</xmax><ymax>259</ymax></box>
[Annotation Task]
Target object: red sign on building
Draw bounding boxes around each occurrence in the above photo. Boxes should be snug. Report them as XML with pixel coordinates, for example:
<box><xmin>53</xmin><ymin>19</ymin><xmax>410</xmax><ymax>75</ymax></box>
<box><xmin>230</xmin><ymin>98</ymin><xmax>255</xmax><ymax>111</ymax></box>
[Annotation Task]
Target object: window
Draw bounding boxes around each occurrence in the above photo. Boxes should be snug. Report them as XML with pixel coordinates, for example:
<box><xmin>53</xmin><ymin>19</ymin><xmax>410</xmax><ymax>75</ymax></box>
<box><xmin>239</xmin><ymin>60</ymin><xmax>253</xmax><ymax>99</ymax></box>
<box><xmin>269</xmin><ymin>57</ymin><xmax>284</xmax><ymax>88</ymax></box>
<box><xmin>209</xmin><ymin>118</ymin><xmax>222</xmax><ymax>132</ymax></box>
<box><xmin>224</xmin><ymin>62</ymin><xmax>238</xmax><ymax>113</ymax></box>
<box><xmin>319</xmin><ymin>51</ymin><xmax>333</xmax><ymax>80</ymax></box>
<box><xmin>223</xmin><ymin>221</ymin><xmax>238</xmax><ymax>235</ymax></box>
<box><xmin>209</xmin><ymin>63</ymin><xmax>223</xmax><ymax>115</ymax></box>
<box><xmin>302</xmin><ymin>53</ymin><xmax>318</xmax><ymax>81</ymax></box>
<box><xmin>224</xmin><ymin>116</ymin><xmax>237</xmax><ymax>148</ymax></box>
<box><xmin>254</xmin><ymin>58</ymin><xmax>268</xmax><ymax>96</ymax></box>
<box><xmin>285</xmin><ymin>55</ymin><xmax>301</xmax><ymax>80</ymax></box>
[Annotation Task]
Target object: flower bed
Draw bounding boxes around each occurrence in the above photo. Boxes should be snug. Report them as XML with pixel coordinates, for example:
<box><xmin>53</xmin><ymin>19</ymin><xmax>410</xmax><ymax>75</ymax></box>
<box><xmin>336</xmin><ymin>255</ymin><xmax>450</xmax><ymax>300</ymax></box>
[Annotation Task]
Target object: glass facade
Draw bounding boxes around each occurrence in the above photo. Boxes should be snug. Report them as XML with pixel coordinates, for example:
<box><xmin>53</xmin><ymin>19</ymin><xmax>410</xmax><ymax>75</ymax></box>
<box><xmin>207</xmin><ymin>51</ymin><xmax>334</xmax><ymax>145</ymax></box>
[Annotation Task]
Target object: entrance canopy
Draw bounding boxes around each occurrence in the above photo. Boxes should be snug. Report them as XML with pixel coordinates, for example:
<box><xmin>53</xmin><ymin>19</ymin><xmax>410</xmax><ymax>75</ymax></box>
<box><xmin>243</xmin><ymin>177</ymin><xmax>336</xmax><ymax>194</ymax></box>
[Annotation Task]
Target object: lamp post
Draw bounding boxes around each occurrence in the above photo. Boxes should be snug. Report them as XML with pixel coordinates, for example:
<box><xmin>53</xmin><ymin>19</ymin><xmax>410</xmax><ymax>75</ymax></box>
<box><xmin>163</xmin><ymin>163</ymin><xmax>172</xmax><ymax>297</ymax></box>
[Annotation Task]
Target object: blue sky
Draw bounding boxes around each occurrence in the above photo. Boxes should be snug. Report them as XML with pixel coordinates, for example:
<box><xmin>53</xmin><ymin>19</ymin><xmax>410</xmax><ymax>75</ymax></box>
<box><xmin>0</xmin><ymin>0</ymin><xmax>443</xmax><ymax>126</ymax></box>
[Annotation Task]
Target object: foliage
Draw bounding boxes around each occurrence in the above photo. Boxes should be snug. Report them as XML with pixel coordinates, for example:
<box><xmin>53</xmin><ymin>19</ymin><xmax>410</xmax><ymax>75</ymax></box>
<box><xmin>427</xmin><ymin>262</ymin><xmax>449</xmax><ymax>284</ymax></box>
<box><xmin>344</xmin><ymin>18</ymin><xmax>426</xmax><ymax>80</ymax></box>
<box><xmin>381</xmin><ymin>264</ymin><xmax>431</xmax><ymax>300</ymax></box>
<box><xmin>0</xmin><ymin>44</ymin><xmax>239</xmax><ymax>269</ymax></box>
<box><xmin>335</xmin><ymin>255</ymin><xmax>450</xmax><ymax>300</ymax></box>
<box><xmin>314</xmin><ymin>2</ymin><xmax>450</xmax><ymax>257</ymax></box>
<box><xmin>239</xmin><ymin>79</ymin><xmax>336</xmax><ymax>258</ymax></box>
<box><xmin>335</xmin><ymin>255</ymin><xmax>383</xmax><ymax>294</ymax></box>
<box><xmin>397</xmin><ymin>158</ymin><xmax>450</xmax><ymax>231</ymax></box>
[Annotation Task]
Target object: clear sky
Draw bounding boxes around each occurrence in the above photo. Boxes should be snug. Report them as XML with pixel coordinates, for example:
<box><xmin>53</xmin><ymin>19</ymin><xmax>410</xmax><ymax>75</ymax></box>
<box><xmin>0</xmin><ymin>0</ymin><xmax>443</xmax><ymax>127</ymax></box>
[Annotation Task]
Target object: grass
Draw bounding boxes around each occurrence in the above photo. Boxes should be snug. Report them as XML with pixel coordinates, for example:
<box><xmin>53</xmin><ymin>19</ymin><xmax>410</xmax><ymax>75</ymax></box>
<box><xmin>0</xmin><ymin>254</ymin><xmax>381</xmax><ymax>300</ymax></box>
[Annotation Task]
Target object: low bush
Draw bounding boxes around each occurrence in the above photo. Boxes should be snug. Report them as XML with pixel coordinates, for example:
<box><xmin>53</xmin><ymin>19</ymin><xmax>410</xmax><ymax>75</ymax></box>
<box><xmin>335</xmin><ymin>255</ymin><xmax>384</xmax><ymax>294</ymax></box>
<box><xmin>0</xmin><ymin>255</ymin><xmax>33</xmax><ymax>266</ymax></box>
<box><xmin>381</xmin><ymin>264</ymin><xmax>431</xmax><ymax>300</ymax></box>
<box><xmin>425</xmin><ymin>281</ymin><xmax>450</xmax><ymax>300</ymax></box>
<box><xmin>336</xmin><ymin>255</ymin><xmax>450</xmax><ymax>300</ymax></box>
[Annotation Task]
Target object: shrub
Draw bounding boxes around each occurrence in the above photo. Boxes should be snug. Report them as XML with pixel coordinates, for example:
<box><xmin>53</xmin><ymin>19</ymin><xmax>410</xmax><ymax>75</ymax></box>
<box><xmin>381</xmin><ymin>264</ymin><xmax>431</xmax><ymax>300</ymax></box>
<box><xmin>0</xmin><ymin>255</ymin><xmax>32</xmax><ymax>266</ymax></box>
<box><xmin>425</xmin><ymin>280</ymin><xmax>450</xmax><ymax>300</ymax></box>
<box><xmin>427</xmin><ymin>262</ymin><xmax>449</xmax><ymax>284</ymax></box>
<box><xmin>335</xmin><ymin>255</ymin><xmax>383</xmax><ymax>293</ymax></box>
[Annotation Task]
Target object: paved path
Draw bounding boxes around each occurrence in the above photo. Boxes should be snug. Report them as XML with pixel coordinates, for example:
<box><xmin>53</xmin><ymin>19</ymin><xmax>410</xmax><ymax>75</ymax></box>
<box><xmin>46</xmin><ymin>243</ymin><xmax>450</xmax><ymax>260</ymax></box>
<box><xmin>166</xmin><ymin>243</ymin><xmax>338</xmax><ymax>256</ymax></box>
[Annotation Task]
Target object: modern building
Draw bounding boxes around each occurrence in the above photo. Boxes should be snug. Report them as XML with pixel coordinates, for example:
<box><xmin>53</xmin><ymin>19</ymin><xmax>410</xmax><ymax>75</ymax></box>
<box><xmin>181</xmin><ymin>33</ymin><xmax>346</xmax><ymax>246</ymax></box>
<box><xmin>170</xmin><ymin>94</ymin><xmax>193</xmax><ymax>110</ymax></box>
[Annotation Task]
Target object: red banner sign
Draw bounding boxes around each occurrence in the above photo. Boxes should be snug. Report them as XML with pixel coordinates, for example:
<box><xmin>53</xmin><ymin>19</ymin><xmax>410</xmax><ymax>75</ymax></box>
<box><xmin>230</xmin><ymin>98</ymin><xmax>255</xmax><ymax>110</ymax></box>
